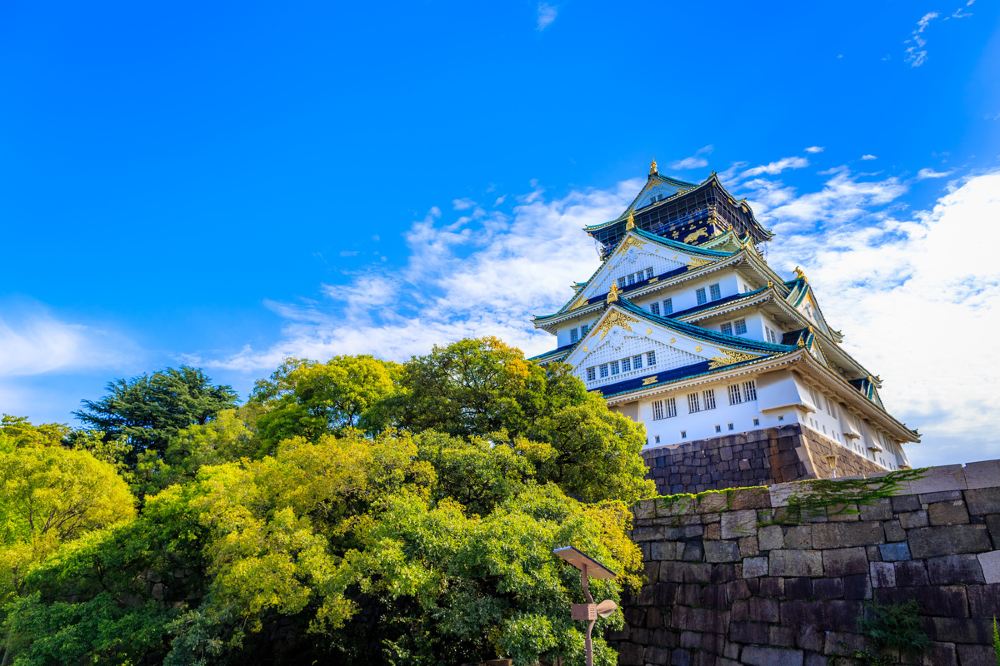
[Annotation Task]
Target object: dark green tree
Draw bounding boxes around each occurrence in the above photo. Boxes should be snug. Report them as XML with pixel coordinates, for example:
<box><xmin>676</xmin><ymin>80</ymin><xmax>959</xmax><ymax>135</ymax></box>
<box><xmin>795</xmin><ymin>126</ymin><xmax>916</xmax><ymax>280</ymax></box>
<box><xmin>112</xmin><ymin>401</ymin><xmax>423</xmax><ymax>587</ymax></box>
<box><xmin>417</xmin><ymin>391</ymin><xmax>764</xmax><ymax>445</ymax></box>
<box><xmin>74</xmin><ymin>367</ymin><xmax>238</xmax><ymax>464</ymax></box>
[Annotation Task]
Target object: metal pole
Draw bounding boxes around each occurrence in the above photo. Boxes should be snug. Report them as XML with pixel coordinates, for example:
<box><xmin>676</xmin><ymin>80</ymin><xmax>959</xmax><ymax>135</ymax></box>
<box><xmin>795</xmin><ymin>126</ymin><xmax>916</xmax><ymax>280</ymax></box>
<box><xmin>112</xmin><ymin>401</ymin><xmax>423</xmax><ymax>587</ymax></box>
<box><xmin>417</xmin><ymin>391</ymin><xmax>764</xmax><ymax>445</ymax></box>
<box><xmin>581</xmin><ymin>564</ymin><xmax>594</xmax><ymax>666</ymax></box>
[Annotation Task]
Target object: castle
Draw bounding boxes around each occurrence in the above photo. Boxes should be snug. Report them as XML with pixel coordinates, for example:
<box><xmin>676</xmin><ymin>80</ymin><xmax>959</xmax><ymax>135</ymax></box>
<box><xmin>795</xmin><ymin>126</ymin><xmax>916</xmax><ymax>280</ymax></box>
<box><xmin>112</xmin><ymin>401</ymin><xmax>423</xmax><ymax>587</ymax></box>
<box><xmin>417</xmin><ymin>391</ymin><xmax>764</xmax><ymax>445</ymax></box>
<box><xmin>531</xmin><ymin>162</ymin><xmax>918</xmax><ymax>493</ymax></box>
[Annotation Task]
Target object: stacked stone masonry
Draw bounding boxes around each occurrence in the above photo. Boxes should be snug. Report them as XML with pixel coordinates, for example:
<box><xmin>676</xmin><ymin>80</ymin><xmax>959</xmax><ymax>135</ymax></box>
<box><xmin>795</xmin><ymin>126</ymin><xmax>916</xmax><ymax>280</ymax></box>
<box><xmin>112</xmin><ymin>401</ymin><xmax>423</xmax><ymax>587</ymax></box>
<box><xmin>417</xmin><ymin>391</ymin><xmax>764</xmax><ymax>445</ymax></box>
<box><xmin>642</xmin><ymin>424</ymin><xmax>889</xmax><ymax>496</ymax></box>
<box><xmin>611</xmin><ymin>459</ymin><xmax>1000</xmax><ymax>665</ymax></box>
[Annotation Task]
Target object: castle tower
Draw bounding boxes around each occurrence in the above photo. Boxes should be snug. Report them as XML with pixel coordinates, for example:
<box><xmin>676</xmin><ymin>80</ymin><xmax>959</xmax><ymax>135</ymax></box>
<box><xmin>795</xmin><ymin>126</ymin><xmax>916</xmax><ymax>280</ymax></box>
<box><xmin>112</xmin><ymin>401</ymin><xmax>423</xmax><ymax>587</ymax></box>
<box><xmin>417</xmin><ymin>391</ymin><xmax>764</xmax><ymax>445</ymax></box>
<box><xmin>531</xmin><ymin>164</ymin><xmax>918</xmax><ymax>493</ymax></box>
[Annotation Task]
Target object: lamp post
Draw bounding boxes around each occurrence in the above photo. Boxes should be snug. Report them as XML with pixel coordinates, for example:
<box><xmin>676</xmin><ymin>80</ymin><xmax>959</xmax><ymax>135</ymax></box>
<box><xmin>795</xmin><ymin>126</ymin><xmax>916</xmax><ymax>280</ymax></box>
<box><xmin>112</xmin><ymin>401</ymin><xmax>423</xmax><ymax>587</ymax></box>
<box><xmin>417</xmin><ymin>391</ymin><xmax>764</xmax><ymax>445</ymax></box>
<box><xmin>553</xmin><ymin>546</ymin><xmax>617</xmax><ymax>666</ymax></box>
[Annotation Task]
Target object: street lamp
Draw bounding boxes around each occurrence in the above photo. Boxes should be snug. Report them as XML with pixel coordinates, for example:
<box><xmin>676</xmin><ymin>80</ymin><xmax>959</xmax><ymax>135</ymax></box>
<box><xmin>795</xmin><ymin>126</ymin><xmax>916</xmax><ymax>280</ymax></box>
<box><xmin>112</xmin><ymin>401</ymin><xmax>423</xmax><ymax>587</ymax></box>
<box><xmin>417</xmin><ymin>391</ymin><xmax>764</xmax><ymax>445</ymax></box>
<box><xmin>553</xmin><ymin>546</ymin><xmax>617</xmax><ymax>666</ymax></box>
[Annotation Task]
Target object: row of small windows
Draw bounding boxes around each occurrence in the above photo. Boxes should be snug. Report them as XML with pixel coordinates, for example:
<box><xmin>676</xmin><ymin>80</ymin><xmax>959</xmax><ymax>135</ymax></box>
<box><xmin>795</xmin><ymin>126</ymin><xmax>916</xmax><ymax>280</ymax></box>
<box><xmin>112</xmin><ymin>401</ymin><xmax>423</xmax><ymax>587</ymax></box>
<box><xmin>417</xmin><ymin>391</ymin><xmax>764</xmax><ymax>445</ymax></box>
<box><xmin>568</xmin><ymin>323</ymin><xmax>591</xmax><ymax>343</ymax></box>
<box><xmin>650</xmin><ymin>417</ymin><xmax>764</xmax><ymax>445</ymax></box>
<box><xmin>650</xmin><ymin>381</ymin><xmax>757</xmax><ymax>421</ymax></box>
<box><xmin>695</xmin><ymin>282</ymin><xmax>722</xmax><ymax>306</ymax></box>
<box><xmin>617</xmin><ymin>267</ymin><xmax>654</xmax><ymax>289</ymax></box>
<box><xmin>649</xmin><ymin>298</ymin><xmax>673</xmax><ymax>316</ymax></box>
<box><xmin>719</xmin><ymin>318</ymin><xmax>748</xmax><ymax>336</ymax></box>
<box><xmin>585</xmin><ymin>351</ymin><xmax>657</xmax><ymax>382</ymax></box>
<box><xmin>764</xmin><ymin>326</ymin><xmax>779</xmax><ymax>344</ymax></box>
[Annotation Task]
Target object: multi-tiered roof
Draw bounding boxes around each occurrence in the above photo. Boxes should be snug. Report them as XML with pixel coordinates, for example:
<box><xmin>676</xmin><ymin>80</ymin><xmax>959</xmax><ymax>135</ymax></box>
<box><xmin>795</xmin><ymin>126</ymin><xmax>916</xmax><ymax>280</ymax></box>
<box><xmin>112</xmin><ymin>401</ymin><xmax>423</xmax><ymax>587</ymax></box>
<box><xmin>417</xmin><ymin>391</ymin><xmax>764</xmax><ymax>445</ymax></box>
<box><xmin>531</xmin><ymin>163</ymin><xmax>918</xmax><ymax>447</ymax></box>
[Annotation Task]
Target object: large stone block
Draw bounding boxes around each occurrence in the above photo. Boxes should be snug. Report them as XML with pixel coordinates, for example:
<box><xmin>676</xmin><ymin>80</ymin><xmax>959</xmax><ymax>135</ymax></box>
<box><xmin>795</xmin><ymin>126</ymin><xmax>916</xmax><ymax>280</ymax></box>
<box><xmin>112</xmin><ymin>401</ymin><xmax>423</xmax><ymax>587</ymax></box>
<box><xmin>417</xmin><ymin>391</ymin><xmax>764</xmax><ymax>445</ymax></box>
<box><xmin>875</xmin><ymin>585</ymin><xmax>968</xmax><ymax>618</ymax></box>
<box><xmin>721</xmin><ymin>509</ymin><xmax>757</xmax><ymax>539</ymax></box>
<box><xmin>927</xmin><ymin>500</ymin><xmax>970</xmax><ymax>526</ymax></box>
<box><xmin>822</xmin><ymin>630</ymin><xmax>867</xmax><ymax>657</ymax></box>
<box><xmin>858</xmin><ymin>498</ymin><xmax>893</xmax><ymax>521</ymax></box>
<box><xmin>908</xmin><ymin>525</ymin><xmax>992</xmax><ymax>558</ymax></box>
<box><xmin>956</xmin><ymin>644</ymin><xmax>998</xmax><ymax>666</ymax></box>
<box><xmin>878</xmin><ymin>542</ymin><xmax>911</xmax><ymax>562</ymax></box>
<box><xmin>927</xmin><ymin>554</ymin><xmax>985</xmax><ymax>584</ymax></box>
<box><xmin>967</xmin><ymin>582</ymin><xmax>1000</xmax><ymax>616</ymax></box>
<box><xmin>822</xmin><ymin>547</ymin><xmax>869</xmax><ymax>576</ymax></box>
<box><xmin>965</xmin><ymin>487</ymin><xmax>1000</xmax><ymax>515</ymax></box>
<box><xmin>870</xmin><ymin>561</ymin><xmax>895</xmax><ymax>588</ymax></box>
<box><xmin>740</xmin><ymin>646</ymin><xmax>804</xmax><ymax>666</ymax></box>
<box><xmin>811</xmin><ymin>521</ymin><xmax>884</xmax><ymax>549</ymax></box>
<box><xmin>893</xmin><ymin>560</ymin><xmax>928</xmax><ymax>586</ymax></box>
<box><xmin>770</xmin><ymin>550</ymin><xmax>823</xmax><ymax>577</ymax></box>
<box><xmin>813</xmin><ymin>577</ymin><xmax>844</xmax><ymax>599</ymax></box>
<box><xmin>978</xmin><ymin>549</ymin><xmax>1000</xmax><ymax>584</ymax></box>
<box><xmin>742</xmin><ymin>556</ymin><xmax>768</xmax><ymax>578</ymax></box>
<box><xmin>783</xmin><ymin>525</ymin><xmax>813</xmax><ymax>549</ymax></box>
<box><xmin>904</xmin><ymin>464</ymin><xmax>967</xmax><ymax>494</ymax></box>
<box><xmin>704</xmin><ymin>540</ymin><xmax>741</xmax><ymax>563</ymax></box>
<box><xmin>898</xmin><ymin>510</ymin><xmax>929</xmax><ymax>529</ymax></box>
<box><xmin>963</xmin><ymin>459</ymin><xmax>1000</xmax><ymax>489</ymax></box>
<box><xmin>925</xmin><ymin>616</ymin><xmax>992</xmax><ymax>644</ymax></box>
<box><xmin>758</xmin><ymin>524</ymin><xmax>784</xmax><ymax>551</ymax></box>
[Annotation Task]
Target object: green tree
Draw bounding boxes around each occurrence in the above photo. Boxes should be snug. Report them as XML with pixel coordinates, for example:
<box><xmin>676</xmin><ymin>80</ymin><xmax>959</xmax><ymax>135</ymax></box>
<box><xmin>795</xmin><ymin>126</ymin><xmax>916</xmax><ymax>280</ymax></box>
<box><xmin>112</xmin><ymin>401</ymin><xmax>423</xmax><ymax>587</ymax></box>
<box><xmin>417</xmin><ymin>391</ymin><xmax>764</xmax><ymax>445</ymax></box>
<box><xmin>251</xmin><ymin>356</ymin><xmax>400</xmax><ymax>448</ymax></box>
<box><xmin>74</xmin><ymin>366</ymin><xmax>238</xmax><ymax>463</ymax></box>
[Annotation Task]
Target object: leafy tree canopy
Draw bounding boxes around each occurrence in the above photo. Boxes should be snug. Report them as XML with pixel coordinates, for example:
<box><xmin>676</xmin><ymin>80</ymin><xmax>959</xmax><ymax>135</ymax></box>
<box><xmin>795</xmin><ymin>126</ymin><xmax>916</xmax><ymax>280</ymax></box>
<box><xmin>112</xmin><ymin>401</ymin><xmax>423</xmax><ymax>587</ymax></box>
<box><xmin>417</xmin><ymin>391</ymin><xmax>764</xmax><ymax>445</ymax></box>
<box><xmin>74</xmin><ymin>366</ymin><xmax>238</xmax><ymax>464</ymax></box>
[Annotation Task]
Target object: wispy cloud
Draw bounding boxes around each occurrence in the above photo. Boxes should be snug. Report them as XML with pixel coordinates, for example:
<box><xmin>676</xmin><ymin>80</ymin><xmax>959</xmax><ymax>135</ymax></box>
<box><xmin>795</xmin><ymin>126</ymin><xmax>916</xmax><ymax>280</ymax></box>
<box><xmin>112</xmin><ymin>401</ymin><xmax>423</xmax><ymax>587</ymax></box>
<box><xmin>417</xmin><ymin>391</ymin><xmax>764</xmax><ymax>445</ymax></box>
<box><xmin>917</xmin><ymin>167</ymin><xmax>953</xmax><ymax>179</ymax></box>
<box><xmin>861</xmin><ymin>154</ymin><xmax>878</xmax><ymax>161</ymax></box>
<box><xmin>0</xmin><ymin>305</ymin><xmax>133</xmax><ymax>377</ymax></box>
<box><xmin>536</xmin><ymin>2</ymin><xmax>558</xmax><ymax>31</ymax></box>
<box><xmin>741</xmin><ymin>156</ymin><xmax>809</xmax><ymax>178</ymax></box>
<box><xmin>670</xmin><ymin>145</ymin><xmax>714</xmax><ymax>170</ymax></box>
<box><xmin>904</xmin><ymin>11</ymin><xmax>939</xmax><ymax>67</ymax></box>
<box><xmin>804</xmin><ymin>146</ymin><xmax>824</xmax><ymax>154</ymax></box>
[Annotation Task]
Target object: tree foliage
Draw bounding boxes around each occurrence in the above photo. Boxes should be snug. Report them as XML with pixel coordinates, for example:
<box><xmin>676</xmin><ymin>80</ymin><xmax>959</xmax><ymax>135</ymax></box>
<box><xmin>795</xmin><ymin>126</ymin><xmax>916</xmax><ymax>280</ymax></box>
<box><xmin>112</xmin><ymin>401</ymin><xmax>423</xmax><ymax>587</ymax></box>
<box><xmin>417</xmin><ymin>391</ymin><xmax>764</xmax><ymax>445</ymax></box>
<box><xmin>74</xmin><ymin>366</ymin><xmax>238</xmax><ymax>463</ymax></box>
<box><xmin>2</xmin><ymin>338</ymin><xmax>654</xmax><ymax>665</ymax></box>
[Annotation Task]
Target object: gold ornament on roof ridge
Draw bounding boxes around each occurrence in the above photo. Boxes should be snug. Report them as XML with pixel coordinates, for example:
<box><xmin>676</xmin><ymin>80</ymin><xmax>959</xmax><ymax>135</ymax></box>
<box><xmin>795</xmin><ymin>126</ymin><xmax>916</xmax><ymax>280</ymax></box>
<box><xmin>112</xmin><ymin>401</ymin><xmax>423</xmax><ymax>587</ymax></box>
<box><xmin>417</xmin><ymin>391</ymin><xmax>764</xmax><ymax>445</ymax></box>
<box><xmin>708</xmin><ymin>349</ymin><xmax>759</xmax><ymax>370</ymax></box>
<box><xmin>625</xmin><ymin>210</ymin><xmax>636</xmax><ymax>231</ymax></box>
<box><xmin>794</xmin><ymin>266</ymin><xmax>808</xmax><ymax>281</ymax></box>
<box><xmin>594</xmin><ymin>309</ymin><xmax>638</xmax><ymax>339</ymax></box>
<box><xmin>649</xmin><ymin>159</ymin><xmax>658</xmax><ymax>175</ymax></box>
<box><xmin>607</xmin><ymin>283</ymin><xmax>620</xmax><ymax>304</ymax></box>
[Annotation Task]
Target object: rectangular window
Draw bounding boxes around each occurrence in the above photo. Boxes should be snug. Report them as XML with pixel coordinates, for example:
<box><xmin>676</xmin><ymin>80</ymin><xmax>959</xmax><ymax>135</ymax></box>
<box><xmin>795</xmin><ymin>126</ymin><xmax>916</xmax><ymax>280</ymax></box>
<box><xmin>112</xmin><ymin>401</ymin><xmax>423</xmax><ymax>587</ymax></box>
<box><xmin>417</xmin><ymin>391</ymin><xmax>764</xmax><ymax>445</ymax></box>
<box><xmin>646</xmin><ymin>351</ymin><xmax>656</xmax><ymax>366</ymax></box>
<box><xmin>709</xmin><ymin>283</ymin><xmax>721</xmax><ymax>301</ymax></box>
<box><xmin>652</xmin><ymin>400</ymin><xmax>664</xmax><ymax>420</ymax></box>
<box><xmin>734</xmin><ymin>319</ymin><xmax>747</xmax><ymax>335</ymax></box>
<box><xmin>753</xmin><ymin>417</ymin><xmax>760</xmax><ymax>426</ymax></box>
<box><xmin>715</xmin><ymin>425</ymin><xmax>722</xmax><ymax>433</ymax></box>
<box><xmin>650</xmin><ymin>302</ymin><xmax>660</xmax><ymax>316</ymax></box>
<box><xmin>680</xmin><ymin>430</ymin><xmax>687</xmax><ymax>438</ymax></box>
<box><xmin>632</xmin><ymin>354</ymin><xmax>643</xmax><ymax>369</ymax></box>
<box><xmin>645</xmin><ymin>268</ymin><xmax>654</xmax><ymax>280</ymax></box>
<box><xmin>743</xmin><ymin>380</ymin><xmax>758</xmax><ymax>401</ymax></box>
<box><xmin>728</xmin><ymin>423</ymin><xmax>734</xmax><ymax>431</ymax></box>
<box><xmin>720</xmin><ymin>322</ymin><xmax>733</xmax><ymax>336</ymax></box>
<box><xmin>728</xmin><ymin>384</ymin><xmax>744</xmax><ymax>405</ymax></box>
<box><xmin>570</xmin><ymin>328</ymin><xmax>579</xmax><ymax>343</ymax></box>
<box><xmin>617</xmin><ymin>277</ymin><xmax>626</xmax><ymax>289</ymax></box>
<box><xmin>696</xmin><ymin>288</ymin><xmax>707</xmax><ymax>305</ymax></box>
<box><xmin>610</xmin><ymin>360</ymin><xmax>620</xmax><ymax>375</ymax></box>
<box><xmin>626</xmin><ymin>274</ymin><xmax>635</xmax><ymax>286</ymax></box>
<box><xmin>765</xmin><ymin>327</ymin><xmax>776</xmax><ymax>344</ymax></box>
<box><xmin>687</xmin><ymin>392</ymin><xmax>701</xmax><ymax>413</ymax></box>
<box><xmin>599</xmin><ymin>364</ymin><xmax>609</xmax><ymax>378</ymax></box>
<box><xmin>586</xmin><ymin>367</ymin><xmax>596</xmax><ymax>381</ymax></box>
<box><xmin>581</xmin><ymin>324</ymin><xmax>589</xmax><ymax>335</ymax></box>
<box><xmin>621</xmin><ymin>357</ymin><xmax>631</xmax><ymax>372</ymax></box>
<box><xmin>665</xmin><ymin>397</ymin><xmax>677</xmax><ymax>418</ymax></box>
<box><xmin>703</xmin><ymin>389</ymin><xmax>717</xmax><ymax>410</ymax></box>
<box><xmin>663</xmin><ymin>298</ymin><xmax>673</xmax><ymax>314</ymax></box>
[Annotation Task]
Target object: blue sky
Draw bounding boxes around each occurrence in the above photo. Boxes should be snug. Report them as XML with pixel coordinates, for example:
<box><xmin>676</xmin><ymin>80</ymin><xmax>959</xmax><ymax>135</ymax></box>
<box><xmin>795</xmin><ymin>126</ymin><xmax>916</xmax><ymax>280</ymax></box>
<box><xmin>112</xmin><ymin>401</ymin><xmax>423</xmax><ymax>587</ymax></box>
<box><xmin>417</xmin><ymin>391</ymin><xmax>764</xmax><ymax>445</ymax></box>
<box><xmin>2</xmin><ymin>1</ymin><xmax>999</xmax><ymax>466</ymax></box>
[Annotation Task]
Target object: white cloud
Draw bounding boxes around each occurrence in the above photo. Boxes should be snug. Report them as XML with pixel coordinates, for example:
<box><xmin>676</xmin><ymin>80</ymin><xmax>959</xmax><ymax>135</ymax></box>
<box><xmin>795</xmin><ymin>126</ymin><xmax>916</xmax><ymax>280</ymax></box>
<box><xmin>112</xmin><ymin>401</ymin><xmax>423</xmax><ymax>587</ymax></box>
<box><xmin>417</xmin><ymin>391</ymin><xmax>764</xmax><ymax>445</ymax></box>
<box><xmin>861</xmin><ymin>154</ymin><xmax>878</xmax><ymax>161</ymax></box>
<box><xmin>452</xmin><ymin>197</ymin><xmax>476</xmax><ymax>211</ymax></box>
<box><xmin>804</xmin><ymin>146</ymin><xmax>824</xmax><ymax>154</ymax></box>
<box><xmin>670</xmin><ymin>145</ymin><xmax>714</xmax><ymax>170</ymax></box>
<box><xmin>904</xmin><ymin>11</ymin><xmax>939</xmax><ymax>67</ymax></box>
<box><xmin>0</xmin><ymin>306</ymin><xmax>132</xmax><ymax>377</ymax></box>
<box><xmin>203</xmin><ymin>179</ymin><xmax>642</xmax><ymax>373</ymax></box>
<box><xmin>536</xmin><ymin>2</ymin><xmax>558</xmax><ymax>30</ymax></box>
<box><xmin>917</xmin><ymin>167</ymin><xmax>953</xmax><ymax>179</ymax></box>
<box><xmin>741</xmin><ymin>156</ymin><xmax>809</xmax><ymax>178</ymax></box>
<box><xmin>749</xmin><ymin>171</ymin><xmax>1000</xmax><ymax>465</ymax></box>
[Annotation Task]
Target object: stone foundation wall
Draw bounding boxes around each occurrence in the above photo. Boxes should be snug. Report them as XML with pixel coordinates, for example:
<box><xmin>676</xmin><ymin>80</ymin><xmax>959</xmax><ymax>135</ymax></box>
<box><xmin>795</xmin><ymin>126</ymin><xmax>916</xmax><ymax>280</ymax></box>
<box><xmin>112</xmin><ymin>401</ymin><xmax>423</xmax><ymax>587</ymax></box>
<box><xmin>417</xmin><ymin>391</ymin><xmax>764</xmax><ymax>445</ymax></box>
<box><xmin>642</xmin><ymin>424</ymin><xmax>887</xmax><ymax>495</ymax></box>
<box><xmin>612</xmin><ymin>460</ymin><xmax>1000</xmax><ymax>665</ymax></box>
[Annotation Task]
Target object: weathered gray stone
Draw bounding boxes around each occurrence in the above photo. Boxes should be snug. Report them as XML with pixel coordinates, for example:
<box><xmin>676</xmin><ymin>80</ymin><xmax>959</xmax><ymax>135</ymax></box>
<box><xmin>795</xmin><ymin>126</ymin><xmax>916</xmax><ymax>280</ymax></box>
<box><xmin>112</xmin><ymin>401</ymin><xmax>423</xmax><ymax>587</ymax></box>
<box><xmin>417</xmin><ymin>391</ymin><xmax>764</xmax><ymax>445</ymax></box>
<box><xmin>770</xmin><ymin>549</ymin><xmax>823</xmax><ymax>577</ymax></box>
<box><xmin>813</xmin><ymin>577</ymin><xmax>844</xmax><ymax>599</ymax></box>
<box><xmin>634</xmin><ymin>500</ymin><xmax>656</xmax><ymax>521</ymax></box>
<box><xmin>898</xmin><ymin>510</ymin><xmax>929</xmax><ymax>529</ymax></box>
<box><xmin>891</xmin><ymin>494</ymin><xmax>921</xmax><ymax>512</ymax></box>
<box><xmin>904</xmin><ymin>464</ymin><xmax>967</xmax><ymax>494</ymax></box>
<box><xmin>967</xmin><ymin>582</ymin><xmax>1000</xmax><ymax>616</ymax></box>
<box><xmin>908</xmin><ymin>524</ymin><xmax>992</xmax><ymax>558</ymax></box>
<box><xmin>822</xmin><ymin>630</ymin><xmax>867</xmax><ymax>657</ymax></box>
<box><xmin>927</xmin><ymin>500</ymin><xmax>970</xmax><ymax>525</ymax></box>
<box><xmin>742</xmin><ymin>556</ymin><xmax>768</xmax><ymax>578</ymax></box>
<box><xmin>878</xmin><ymin>542</ymin><xmax>911</xmax><ymax>562</ymax></box>
<box><xmin>978</xmin><ymin>549</ymin><xmax>1000</xmax><ymax>583</ymax></box>
<box><xmin>965</xmin><ymin>487</ymin><xmax>1000</xmax><ymax>515</ymax></box>
<box><xmin>870</xmin><ymin>561</ymin><xmax>895</xmax><ymax>587</ymax></box>
<box><xmin>883</xmin><ymin>519</ymin><xmax>906</xmax><ymax>542</ymax></box>
<box><xmin>893</xmin><ymin>560</ymin><xmax>928</xmax><ymax>586</ymax></box>
<box><xmin>768</xmin><ymin>482</ymin><xmax>800</xmax><ymax>508</ymax></box>
<box><xmin>822</xmin><ymin>547</ymin><xmax>869</xmax><ymax>576</ymax></box>
<box><xmin>927</xmin><ymin>554</ymin><xmax>985</xmax><ymax>584</ymax></box>
<box><xmin>758</xmin><ymin>524</ymin><xmax>783</xmax><ymax>550</ymax></box>
<box><xmin>740</xmin><ymin>646</ymin><xmax>804</xmax><ymax>666</ymax></box>
<box><xmin>650</xmin><ymin>541</ymin><xmax>684</xmax><ymax>561</ymax></box>
<box><xmin>858</xmin><ymin>498</ymin><xmax>892</xmax><ymax>521</ymax></box>
<box><xmin>956</xmin><ymin>644</ymin><xmax>996</xmax><ymax>666</ymax></box>
<box><xmin>964</xmin><ymin>459</ymin><xmax>1000</xmax><ymax>489</ymax></box>
<box><xmin>919</xmin><ymin>489</ymin><xmax>963</xmax><ymax>504</ymax></box>
<box><xmin>721</xmin><ymin>509</ymin><xmax>757</xmax><ymax>539</ymax></box>
<box><xmin>739</xmin><ymin>535</ymin><xmax>759</xmax><ymax>557</ymax></box>
<box><xmin>704</xmin><ymin>540</ymin><xmax>740</xmax><ymax>563</ymax></box>
<box><xmin>811</xmin><ymin>521</ymin><xmax>884</xmax><ymax>549</ymax></box>
<box><xmin>921</xmin><ymin>641</ymin><xmax>958</xmax><ymax>666</ymax></box>
<box><xmin>783</xmin><ymin>525</ymin><xmax>812</xmax><ymax>549</ymax></box>
<box><xmin>986</xmin><ymin>514</ymin><xmax>1000</xmax><ymax>549</ymax></box>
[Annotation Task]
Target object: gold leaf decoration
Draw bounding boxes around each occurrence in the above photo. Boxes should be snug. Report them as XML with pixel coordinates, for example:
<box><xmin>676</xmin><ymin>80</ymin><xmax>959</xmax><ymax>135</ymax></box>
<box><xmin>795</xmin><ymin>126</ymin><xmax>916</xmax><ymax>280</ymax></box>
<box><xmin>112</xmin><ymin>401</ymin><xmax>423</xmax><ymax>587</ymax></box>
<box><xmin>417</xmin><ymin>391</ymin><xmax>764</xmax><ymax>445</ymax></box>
<box><xmin>708</xmin><ymin>349</ymin><xmax>759</xmax><ymax>370</ymax></box>
<box><xmin>687</xmin><ymin>257</ymin><xmax>712</xmax><ymax>270</ymax></box>
<box><xmin>617</xmin><ymin>236</ymin><xmax>645</xmax><ymax>253</ymax></box>
<box><xmin>642</xmin><ymin>375</ymin><xmax>659</xmax><ymax>385</ymax></box>
<box><xmin>594</xmin><ymin>310</ymin><xmax>638</xmax><ymax>339</ymax></box>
